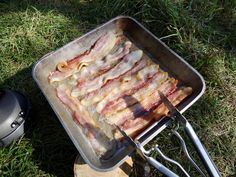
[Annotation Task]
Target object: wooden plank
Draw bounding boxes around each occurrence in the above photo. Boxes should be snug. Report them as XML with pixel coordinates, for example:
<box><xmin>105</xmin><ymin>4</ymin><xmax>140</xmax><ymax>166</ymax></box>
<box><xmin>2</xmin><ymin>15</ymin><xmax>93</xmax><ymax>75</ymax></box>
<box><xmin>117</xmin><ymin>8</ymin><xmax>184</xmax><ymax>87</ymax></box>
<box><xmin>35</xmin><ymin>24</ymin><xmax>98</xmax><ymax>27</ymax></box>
<box><xmin>74</xmin><ymin>155</ymin><xmax>133</xmax><ymax>177</ymax></box>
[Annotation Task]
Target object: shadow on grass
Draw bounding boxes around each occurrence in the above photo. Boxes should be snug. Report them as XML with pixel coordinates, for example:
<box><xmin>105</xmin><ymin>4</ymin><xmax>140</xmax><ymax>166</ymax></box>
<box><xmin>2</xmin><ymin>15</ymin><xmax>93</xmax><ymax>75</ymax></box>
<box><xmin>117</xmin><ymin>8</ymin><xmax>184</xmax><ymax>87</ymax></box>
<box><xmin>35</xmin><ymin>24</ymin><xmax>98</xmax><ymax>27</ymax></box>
<box><xmin>1</xmin><ymin>66</ymin><xmax>78</xmax><ymax>177</ymax></box>
<box><xmin>0</xmin><ymin>1</ymin><xmax>125</xmax><ymax>176</ymax></box>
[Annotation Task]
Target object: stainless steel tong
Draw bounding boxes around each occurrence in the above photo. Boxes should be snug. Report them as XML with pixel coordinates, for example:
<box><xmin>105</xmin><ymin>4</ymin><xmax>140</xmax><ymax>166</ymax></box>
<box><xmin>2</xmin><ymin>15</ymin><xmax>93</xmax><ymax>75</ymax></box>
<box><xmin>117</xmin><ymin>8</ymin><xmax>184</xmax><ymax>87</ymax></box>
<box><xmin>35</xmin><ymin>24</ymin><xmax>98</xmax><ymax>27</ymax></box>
<box><xmin>116</xmin><ymin>91</ymin><xmax>221</xmax><ymax>177</ymax></box>
<box><xmin>117</xmin><ymin>125</ymin><xmax>180</xmax><ymax>177</ymax></box>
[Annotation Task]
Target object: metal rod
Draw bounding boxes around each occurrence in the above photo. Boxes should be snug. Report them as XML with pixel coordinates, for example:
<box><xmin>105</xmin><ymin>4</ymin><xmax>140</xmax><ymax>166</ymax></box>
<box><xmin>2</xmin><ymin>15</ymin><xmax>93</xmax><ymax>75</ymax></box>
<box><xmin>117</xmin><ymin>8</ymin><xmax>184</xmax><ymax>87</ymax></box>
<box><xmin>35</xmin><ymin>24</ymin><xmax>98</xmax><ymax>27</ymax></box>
<box><xmin>155</xmin><ymin>145</ymin><xmax>190</xmax><ymax>177</ymax></box>
<box><xmin>136</xmin><ymin>143</ymin><xmax>179</xmax><ymax>177</ymax></box>
<box><xmin>145</xmin><ymin>155</ymin><xmax>180</xmax><ymax>177</ymax></box>
<box><xmin>184</xmin><ymin>122</ymin><xmax>222</xmax><ymax>177</ymax></box>
<box><xmin>172</xmin><ymin>129</ymin><xmax>207</xmax><ymax>177</ymax></box>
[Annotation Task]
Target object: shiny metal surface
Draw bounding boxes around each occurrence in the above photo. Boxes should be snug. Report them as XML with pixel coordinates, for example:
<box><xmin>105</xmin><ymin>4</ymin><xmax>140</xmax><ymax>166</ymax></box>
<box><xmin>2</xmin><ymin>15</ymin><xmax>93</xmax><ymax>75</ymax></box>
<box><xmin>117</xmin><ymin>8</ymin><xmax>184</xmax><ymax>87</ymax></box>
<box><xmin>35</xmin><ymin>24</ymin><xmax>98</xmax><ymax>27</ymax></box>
<box><xmin>32</xmin><ymin>16</ymin><xmax>205</xmax><ymax>171</ymax></box>
<box><xmin>159</xmin><ymin>91</ymin><xmax>221</xmax><ymax>177</ymax></box>
<box><xmin>172</xmin><ymin>129</ymin><xmax>207</xmax><ymax>177</ymax></box>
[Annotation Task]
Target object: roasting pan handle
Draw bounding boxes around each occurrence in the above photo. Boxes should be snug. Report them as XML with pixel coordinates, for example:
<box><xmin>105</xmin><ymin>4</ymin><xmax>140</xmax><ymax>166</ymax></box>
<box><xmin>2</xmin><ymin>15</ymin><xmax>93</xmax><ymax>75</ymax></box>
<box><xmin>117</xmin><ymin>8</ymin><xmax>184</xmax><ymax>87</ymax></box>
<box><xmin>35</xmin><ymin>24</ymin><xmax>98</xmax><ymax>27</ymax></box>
<box><xmin>145</xmin><ymin>155</ymin><xmax>179</xmax><ymax>177</ymax></box>
<box><xmin>184</xmin><ymin>121</ymin><xmax>221</xmax><ymax>177</ymax></box>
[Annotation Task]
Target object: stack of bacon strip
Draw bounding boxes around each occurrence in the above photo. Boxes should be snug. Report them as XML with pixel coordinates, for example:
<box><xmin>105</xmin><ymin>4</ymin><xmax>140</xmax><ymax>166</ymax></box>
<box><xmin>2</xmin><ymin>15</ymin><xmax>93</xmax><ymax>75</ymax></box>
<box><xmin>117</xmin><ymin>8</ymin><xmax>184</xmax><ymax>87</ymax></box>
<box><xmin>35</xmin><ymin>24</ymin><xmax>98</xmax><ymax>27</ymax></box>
<box><xmin>48</xmin><ymin>32</ymin><xmax>192</xmax><ymax>155</ymax></box>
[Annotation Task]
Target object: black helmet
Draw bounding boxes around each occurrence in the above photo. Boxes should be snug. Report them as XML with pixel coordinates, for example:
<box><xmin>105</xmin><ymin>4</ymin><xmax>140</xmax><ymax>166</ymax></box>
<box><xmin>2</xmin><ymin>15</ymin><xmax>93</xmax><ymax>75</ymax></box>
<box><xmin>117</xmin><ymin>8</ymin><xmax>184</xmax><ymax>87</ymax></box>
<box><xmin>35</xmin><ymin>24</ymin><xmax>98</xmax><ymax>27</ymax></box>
<box><xmin>0</xmin><ymin>89</ymin><xmax>31</xmax><ymax>146</ymax></box>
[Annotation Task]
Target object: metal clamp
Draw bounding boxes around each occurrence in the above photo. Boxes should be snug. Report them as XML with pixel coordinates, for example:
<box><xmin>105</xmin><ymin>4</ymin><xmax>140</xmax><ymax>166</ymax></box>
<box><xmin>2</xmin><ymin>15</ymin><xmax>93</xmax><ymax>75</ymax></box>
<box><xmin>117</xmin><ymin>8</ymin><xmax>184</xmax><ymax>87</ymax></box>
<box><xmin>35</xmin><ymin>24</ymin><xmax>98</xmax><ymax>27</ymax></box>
<box><xmin>136</xmin><ymin>143</ymin><xmax>180</xmax><ymax>177</ymax></box>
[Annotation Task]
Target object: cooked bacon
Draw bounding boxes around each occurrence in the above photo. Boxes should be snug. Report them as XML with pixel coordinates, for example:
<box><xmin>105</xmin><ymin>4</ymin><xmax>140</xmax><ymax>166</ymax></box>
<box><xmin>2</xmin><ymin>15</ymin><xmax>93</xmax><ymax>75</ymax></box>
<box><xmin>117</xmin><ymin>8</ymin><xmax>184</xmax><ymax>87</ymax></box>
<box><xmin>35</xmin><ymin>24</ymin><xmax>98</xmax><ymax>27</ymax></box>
<box><xmin>101</xmin><ymin>71</ymin><xmax>168</xmax><ymax>116</ymax></box>
<box><xmin>49</xmin><ymin>33</ymin><xmax>193</xmax><ymax>154</ymax></box>
<box><xmin>49</xmin><ymin>32</ymin><xmax>117</xmax><ymax>83</ymax></box>
<box><xmin>115</xmin><ymin>87</ymin><xmax>192</xmax><ymax>138</ymax></box>
<box><xmin>105</xmin><ymin>78</ymin><xmax>178</xmax><ymax>126</ymax></box>
<box><xmin>81</xmin><ymin>58</ymin><xmax>147</xmax><ymax>106</ymax></box>
<box><xmin>117</xmin><ymin>114</ymin><xmax>152</xmax><ymax>139</ymax></box>
<box><xmin>75</xmin><ymin>41</ymin><xmax>132</xmax><ymax>84</ymax></box>
<box><xmin>96</xmin><ymin>65</ymin><xmax>160</xmax><ymax>114</ymax></box>
<box><xmin>74</xmin><ymin>111</ymin><xmax>116</xmax><ymax>155</ymax></box>
<box><xmin>73</xmin><ymin>111</ymin><xmax>94</xmax><ymax>126</ymax></box>
<box><xmin>74</xmin><ymin>112</ymin><xmax>105</xmax><ymax>154</ymax></box>
<box><xmin>56</xmin><ymin>51</ymin><xmax>90</xmax><ymax>73</ymax></box>
<box><xmin>57</xmin><ymin>88</ymin><xmax>114</xmax><ymax>155</ymax></box>
<box><xmin>71</xmin><ymin>50</ymin><xmax>143</xmax><ymax>97</ymax></box>
<box><xmin>56</xmin><ymin>87</ymin><xmax>78</xmax><ymax>111</ymax></box>
<box><xmin>57</xmin><ymin>61</ymin><xmax>71</xmax><ymax>73</ymax></box>
<box><xmin>63</xmin><ymin>32</ymin><xmax>117</xmax><ymax>69</ymax></box>
<box><xmin>49</xmin><ymin>70</ymin><xmax>75</xmax><ymax>83</ymax></box>
<box><xmin>57</xmin><ymin>88</ymin><xmax>95</xmax><ymax>133</ymax></box>
<box><xmin>152</xmin><ymin>87</ymin><xmax>192</xmax><ymax>120</ymax></box>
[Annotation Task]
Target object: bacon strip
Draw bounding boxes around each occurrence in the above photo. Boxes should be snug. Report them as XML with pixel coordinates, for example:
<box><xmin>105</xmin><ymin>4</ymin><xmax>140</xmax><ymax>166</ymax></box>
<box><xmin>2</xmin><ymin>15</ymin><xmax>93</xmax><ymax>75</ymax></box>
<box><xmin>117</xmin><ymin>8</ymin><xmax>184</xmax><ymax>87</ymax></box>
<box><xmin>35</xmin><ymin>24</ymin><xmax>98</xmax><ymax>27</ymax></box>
<box><xmin>49</xmin><ymin>32</ymin><xmax>117</xmax><ymax>83</ymax></box>
<box><xmin>74</xmin><ymin>112</ymin><xmax>114</xmax><ymax>155</ymax></box>
<box><xmin>49</xmin><ymin>70</ymin><xmax>75</xmax><ymax>83</ymax></box>
<box><xmin>56</xmin><ymin>87</ymin><xmax>79</xmax><ymax>111</ymax></box>
<box><xmin>75</xmin><ymin>41</ymin><xmax>132</xmax><ymax>84</ymax></box>
<box><xmin>63</xmin><ymin>32</ymin><xmax>117</xmax><ymax>69</ymax></box>
<box><xmin>56</xmin><ymin>51</ymin><xmax>90</xmax><ymax>73</ymax></box>
<box><xmin>71</xmin><ymin>50</ymin><xmax>143</xmax><ymax>97</ymax></box>
<box><xmin>115</xmin><ymin>87</ymin><xmax>192</xmax><ymax>138</ymax></box>
<box><xmin>105</xmin><ymin>78</ymin><xmax>178</xmax><ymax>126</ymax></box>
<box><xmin>96</xmin><ymin>64</ymin><xmax>160</xmax><ymax>114</ymax></box>
<box><xmin>101</xmin><ymin>71</ymin><xmax>168</xmax><ymax>116</ymax></box>
<box><xmin>57</xmin><ymin>88</ymin><xmax>114</xmax><ymax>155</ymax></box>
<box><xmin>81</xmin><ymin>59</ymin><xmax>147</xmax><ymax>106</ymax></box>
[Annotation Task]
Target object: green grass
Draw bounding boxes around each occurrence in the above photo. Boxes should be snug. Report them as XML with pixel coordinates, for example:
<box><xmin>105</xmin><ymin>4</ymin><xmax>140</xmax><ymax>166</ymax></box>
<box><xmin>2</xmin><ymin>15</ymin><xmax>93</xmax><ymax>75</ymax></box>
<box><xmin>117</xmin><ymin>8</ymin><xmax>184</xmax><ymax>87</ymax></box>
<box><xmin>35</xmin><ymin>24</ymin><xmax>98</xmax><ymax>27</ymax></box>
<box><xmin>0</xmin><ymin>0</ymin><xmax>235</xmax><ymax>176</ymax></box>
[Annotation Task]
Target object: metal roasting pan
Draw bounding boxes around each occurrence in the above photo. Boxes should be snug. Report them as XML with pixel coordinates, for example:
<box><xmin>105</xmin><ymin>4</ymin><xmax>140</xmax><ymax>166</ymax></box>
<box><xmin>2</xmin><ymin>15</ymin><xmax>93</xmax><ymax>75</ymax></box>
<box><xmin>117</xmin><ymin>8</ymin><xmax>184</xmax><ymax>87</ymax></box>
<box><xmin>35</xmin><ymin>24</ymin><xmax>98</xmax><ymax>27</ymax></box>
<box><xmin>32</xmin><ymin>16</ymin><xmax>205</xmax><ymax>172</ymax></box>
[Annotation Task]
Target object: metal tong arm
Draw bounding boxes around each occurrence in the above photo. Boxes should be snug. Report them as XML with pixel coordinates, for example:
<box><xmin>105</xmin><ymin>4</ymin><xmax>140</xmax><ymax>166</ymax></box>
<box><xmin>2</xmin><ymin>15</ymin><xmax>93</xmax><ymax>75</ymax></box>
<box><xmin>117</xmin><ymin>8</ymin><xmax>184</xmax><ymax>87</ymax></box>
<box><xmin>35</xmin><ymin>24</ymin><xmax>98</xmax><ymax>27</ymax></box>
<box><xmin>158</xmin><ymin>91</ymin><xmax>221</xmax><ymax>177</ymax></box>
<box><xmin>172</xmin><ymin>129</ymin><xmax>207</xmax><ymax>177</ymax></box>
<box><xmin>116</xmin><ymin>125</ymin><xmax>179</xmax><ymax>177</ymax></box>
<box><xmin>169</xmin><ymin>113</ymin><xmax>221</xmax><ymax>177</ymax></box>
<box><xmin>136</xmin><ymin>143</ymin><xmax>180</xmax><ymax>177</ymax></box>
<box><xmin>183</xmin><ymin>118</ymin><xmax>221</xmax><ymax>177</ymax></box>
<box><xmin>144</xmin><ymin>154</ymin><xmax>180</xmax><ymax>177</ymax></box>
<box><xmin>154</xmin><ymin>145</ymin><xmax>190</xmax><ymax>177</ymax></box>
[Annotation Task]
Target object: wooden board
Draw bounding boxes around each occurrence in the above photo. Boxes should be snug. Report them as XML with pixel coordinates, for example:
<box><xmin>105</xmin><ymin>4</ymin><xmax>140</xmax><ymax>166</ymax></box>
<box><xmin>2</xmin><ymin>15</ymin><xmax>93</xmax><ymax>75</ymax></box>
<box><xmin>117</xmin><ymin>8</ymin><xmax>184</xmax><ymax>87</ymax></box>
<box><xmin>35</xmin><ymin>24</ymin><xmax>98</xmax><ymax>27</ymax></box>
<box><xmin>74</xmin><ymin>155</ymin><xmax>133</xmax><ymax>177</ymax></box>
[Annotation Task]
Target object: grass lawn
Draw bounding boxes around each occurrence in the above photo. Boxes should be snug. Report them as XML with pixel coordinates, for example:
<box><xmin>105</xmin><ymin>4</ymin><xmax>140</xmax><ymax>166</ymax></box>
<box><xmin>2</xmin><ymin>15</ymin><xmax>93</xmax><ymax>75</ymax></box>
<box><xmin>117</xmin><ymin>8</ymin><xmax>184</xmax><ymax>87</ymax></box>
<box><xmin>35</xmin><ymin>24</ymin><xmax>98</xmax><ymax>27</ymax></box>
<box><xmin>0</xmin><ymin>0</ymin><xmax>235</xmax><ymax>176</ymax></box>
